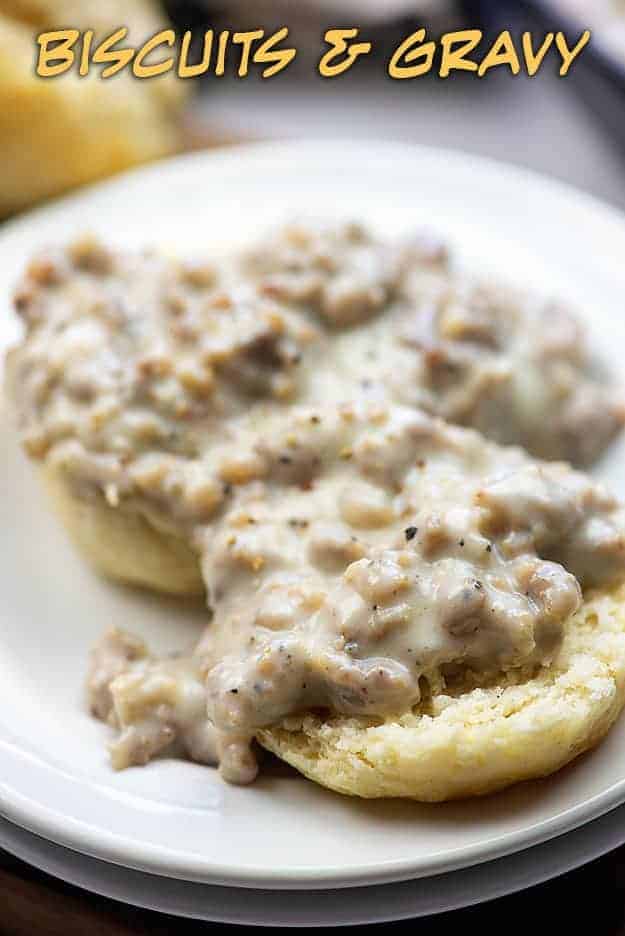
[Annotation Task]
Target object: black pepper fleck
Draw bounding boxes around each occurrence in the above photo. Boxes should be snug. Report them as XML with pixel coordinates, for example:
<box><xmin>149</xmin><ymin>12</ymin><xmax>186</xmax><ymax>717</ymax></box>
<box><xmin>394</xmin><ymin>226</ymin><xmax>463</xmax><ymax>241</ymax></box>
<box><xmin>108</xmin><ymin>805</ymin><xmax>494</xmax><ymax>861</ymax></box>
<box><xmin>405</xmin><ymin>526</ymin><xmax>417</xmax><ymax>541</ymax></box>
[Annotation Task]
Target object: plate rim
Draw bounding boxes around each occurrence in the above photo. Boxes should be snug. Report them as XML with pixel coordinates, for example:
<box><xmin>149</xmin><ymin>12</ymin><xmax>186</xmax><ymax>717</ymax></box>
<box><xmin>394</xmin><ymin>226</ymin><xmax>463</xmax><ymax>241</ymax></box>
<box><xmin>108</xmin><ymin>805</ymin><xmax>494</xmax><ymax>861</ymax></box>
<box><xmin>2</xmin><ymin>800</ymin><xmax>625</xmax><ymax>924</ymax></box>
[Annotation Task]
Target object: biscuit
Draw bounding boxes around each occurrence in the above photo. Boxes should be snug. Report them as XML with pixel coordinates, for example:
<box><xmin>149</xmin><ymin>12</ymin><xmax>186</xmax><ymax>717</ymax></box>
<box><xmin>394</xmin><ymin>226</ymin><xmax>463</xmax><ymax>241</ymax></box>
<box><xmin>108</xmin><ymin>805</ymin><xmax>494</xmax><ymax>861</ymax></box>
<box><xmin>43</xmin><ymin>462</ymin><xmax>204</xmax><ymax>597</ymax></box>
<box><xmin>0</xmin><ymin>1</ymin><xmax>184</xmax><ymax>216</ymax></box>
<box><xmin>258</xmin><ymin>586</ymin><xmax>625</xmax><ymax>800</ymax></box>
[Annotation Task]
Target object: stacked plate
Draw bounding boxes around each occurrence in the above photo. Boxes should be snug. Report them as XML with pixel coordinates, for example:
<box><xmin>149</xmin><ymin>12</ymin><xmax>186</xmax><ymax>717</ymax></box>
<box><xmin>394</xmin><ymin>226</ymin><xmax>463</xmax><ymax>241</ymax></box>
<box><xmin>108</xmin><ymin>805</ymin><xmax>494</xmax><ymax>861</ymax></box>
<box><xmin>2</xmin><ymin>142</ymin><xmax>625</xmax><ymax>925</ymax></box>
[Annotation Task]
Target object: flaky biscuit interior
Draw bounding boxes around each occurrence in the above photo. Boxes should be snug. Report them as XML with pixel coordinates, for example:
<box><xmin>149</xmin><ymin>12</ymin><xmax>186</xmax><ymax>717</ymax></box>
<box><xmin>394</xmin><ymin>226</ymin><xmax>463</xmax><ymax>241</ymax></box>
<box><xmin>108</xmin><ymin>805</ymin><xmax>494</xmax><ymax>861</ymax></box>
<box><xmin>258</xmin><ymin>586</ymin><xmax>625</xmax><ymax>800</ymax></box>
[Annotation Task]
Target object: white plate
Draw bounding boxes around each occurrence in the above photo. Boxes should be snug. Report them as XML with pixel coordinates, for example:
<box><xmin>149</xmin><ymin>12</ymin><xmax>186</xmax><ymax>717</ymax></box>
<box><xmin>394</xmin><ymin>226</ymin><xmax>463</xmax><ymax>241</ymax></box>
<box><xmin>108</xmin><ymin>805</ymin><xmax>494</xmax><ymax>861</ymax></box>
<box><xmin>2</xmin><ymin>141</ymin><xmax>625</xmax><ymax>890</ymax></box>
<box><xmin>2</xmin><ymin>800</ymin><xmax>625</xmax><ymax>926</ymax></box>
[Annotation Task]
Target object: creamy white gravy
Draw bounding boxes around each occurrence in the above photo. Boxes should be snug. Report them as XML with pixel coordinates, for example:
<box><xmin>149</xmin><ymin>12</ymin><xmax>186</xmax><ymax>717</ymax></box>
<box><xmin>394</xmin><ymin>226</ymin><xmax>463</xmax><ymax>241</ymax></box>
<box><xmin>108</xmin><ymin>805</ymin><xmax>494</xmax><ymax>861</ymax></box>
<box><xmin>9</xmin><ymin>221</ymin><xmax>625</xmax><ymax>783</ymax></box>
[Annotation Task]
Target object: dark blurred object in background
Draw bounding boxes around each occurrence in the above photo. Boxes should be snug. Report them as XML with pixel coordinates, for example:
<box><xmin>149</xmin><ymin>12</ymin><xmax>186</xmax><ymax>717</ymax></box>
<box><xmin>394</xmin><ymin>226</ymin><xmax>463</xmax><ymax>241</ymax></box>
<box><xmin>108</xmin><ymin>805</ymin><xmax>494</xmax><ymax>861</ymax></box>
<box><xmin>164</xmin><ymin>0</ymin><xmax>464</xmax><ymax>70</ymax></box>
<box><xmin>471</xmin><ymin>0</ymin><xmax>625</xmax><ymax>152</ymax></box>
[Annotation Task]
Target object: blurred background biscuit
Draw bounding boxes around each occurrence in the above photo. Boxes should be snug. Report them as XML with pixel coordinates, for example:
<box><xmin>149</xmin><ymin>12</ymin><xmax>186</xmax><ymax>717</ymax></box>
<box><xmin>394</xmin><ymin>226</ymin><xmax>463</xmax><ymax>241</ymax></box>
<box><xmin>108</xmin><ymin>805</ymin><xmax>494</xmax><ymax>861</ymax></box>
<box><xmin>0</xmin><ymin>0</ymin><xmax>186</xmax><ymax>216</ymax></box>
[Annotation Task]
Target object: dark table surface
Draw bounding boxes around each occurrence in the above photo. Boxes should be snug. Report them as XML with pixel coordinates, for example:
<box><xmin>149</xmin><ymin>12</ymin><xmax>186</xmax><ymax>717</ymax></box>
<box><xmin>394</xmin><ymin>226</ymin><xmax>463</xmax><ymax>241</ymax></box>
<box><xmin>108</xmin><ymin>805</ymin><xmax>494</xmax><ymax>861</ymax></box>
<box><xmin>2</xmin><ymin>841</ymin><xmax>625</xmax><ymax>934</ymax></box>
